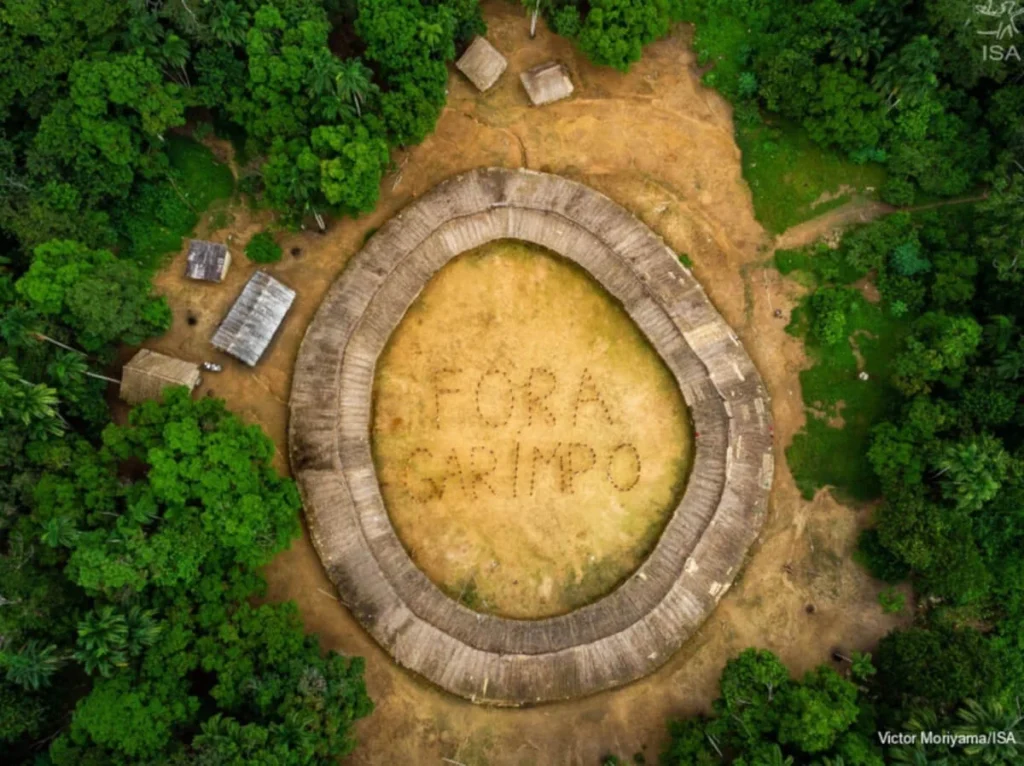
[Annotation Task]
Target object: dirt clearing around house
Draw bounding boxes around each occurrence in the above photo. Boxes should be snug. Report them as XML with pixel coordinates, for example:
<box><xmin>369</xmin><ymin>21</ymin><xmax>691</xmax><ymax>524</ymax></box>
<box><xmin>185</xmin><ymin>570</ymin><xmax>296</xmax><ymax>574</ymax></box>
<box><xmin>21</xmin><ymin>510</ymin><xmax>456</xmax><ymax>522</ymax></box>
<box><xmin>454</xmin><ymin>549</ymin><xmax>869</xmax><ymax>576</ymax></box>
<box><xmin>141</xmin><ymin>3</ymin><xmax>909</xmax><ymax>763</ymax></box>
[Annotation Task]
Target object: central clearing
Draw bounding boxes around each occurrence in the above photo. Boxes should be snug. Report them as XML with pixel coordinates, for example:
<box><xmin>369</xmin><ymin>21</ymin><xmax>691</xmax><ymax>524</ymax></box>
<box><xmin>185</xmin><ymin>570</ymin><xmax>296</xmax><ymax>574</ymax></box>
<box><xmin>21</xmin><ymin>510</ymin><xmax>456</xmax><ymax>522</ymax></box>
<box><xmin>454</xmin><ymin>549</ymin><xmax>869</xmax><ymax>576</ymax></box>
<box><xmin>371</xmin><ymin>240</ymin><xmax>692</xmax><ymax>618</ymax></box>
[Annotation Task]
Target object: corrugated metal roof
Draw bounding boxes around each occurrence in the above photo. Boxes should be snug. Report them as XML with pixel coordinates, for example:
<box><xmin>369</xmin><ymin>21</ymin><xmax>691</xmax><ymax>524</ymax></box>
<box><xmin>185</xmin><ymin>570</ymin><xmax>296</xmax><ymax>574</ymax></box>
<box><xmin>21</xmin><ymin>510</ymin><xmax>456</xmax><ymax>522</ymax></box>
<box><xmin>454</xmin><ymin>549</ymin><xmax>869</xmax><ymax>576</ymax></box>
<box><xmin>186</xmin><ymin>240</ymin><xmax>231</xmax><ymax>282</ymax></box>
<box><xmin>211</xmin><ymin>271</ymin><xmax>295</xmax><ymax>366</ymax></box>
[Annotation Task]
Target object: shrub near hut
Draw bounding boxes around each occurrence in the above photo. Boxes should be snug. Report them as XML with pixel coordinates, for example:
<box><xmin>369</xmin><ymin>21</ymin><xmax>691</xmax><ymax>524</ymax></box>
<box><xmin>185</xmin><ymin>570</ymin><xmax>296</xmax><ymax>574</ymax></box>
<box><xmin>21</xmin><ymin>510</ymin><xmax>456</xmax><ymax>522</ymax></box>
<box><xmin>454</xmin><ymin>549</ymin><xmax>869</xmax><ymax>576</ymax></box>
<box><xmin>245</xmin><ymin>231</ymin><xmax>282</xmax><ymax>264</ymax></box>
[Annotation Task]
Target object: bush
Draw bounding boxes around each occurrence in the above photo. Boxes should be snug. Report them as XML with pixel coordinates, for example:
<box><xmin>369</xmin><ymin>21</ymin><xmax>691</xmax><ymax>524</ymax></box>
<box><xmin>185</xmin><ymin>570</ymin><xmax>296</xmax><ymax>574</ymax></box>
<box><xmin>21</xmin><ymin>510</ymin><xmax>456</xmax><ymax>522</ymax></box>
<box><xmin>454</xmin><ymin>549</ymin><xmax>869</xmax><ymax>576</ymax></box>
<box><xmin>245</xmin><ymin>231</ymin><xmax>282</xmax><ymax>264</ymax></box>
<box><xmin>552</xmin><ymin>4</ymin><xmax>582</xmax><ymax>37</ymax></box>
<box><xmin>854</xmin><ymin>529</ymin><xmax>910</xmax><ymax>584</ymax></box>
<box><xmin>875</xmin><ymin>627</ymin><xmax>1011</xmax><ymax>708</ymax></box>
<box><xmin>806</xmin><ymin>286</ymin><xmax>857</xmax><ymax>346</ymax></box>
<box><xmin>881</xmin><ymin>177</ymin><xmax>916</xmax><ymax>206</ymax></box>
<box><xmin>878</xmin><ymin>587</ymin><xmax>905</xmax><ymax>614</ymax></box>
<box><xmin>889</xmin><ymin>242</ymin><xmax>931</xmax><ymax>277</ymax></box>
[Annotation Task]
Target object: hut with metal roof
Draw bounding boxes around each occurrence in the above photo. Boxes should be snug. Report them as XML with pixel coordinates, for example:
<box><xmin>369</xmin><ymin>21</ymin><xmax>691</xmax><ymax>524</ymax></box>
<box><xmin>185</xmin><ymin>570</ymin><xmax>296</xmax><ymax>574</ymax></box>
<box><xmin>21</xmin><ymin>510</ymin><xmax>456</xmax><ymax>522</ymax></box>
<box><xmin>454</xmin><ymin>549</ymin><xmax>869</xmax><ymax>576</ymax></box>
<box><xmin>120</xmin><ymin>349</ymin><xmax>201</xmax><ymax>405</ymax></box>
<box><xmin>211</xmin><ymin>271</ymin><xmax>295</xmax><ymax>366</ymax></box>
<box><xmin>185</xmin><ymin>239</ymin><xmax>231</xmax><ymax>283</ymax></box>
<box><xmin>520</xmin><ymin>62</ymin><xmax>574</xmax><ymax>106</ymax></box>
<box><xmin>455</xmin><ymin>36</ymin><xmax>507</xmax><ymax>92</ymax></box>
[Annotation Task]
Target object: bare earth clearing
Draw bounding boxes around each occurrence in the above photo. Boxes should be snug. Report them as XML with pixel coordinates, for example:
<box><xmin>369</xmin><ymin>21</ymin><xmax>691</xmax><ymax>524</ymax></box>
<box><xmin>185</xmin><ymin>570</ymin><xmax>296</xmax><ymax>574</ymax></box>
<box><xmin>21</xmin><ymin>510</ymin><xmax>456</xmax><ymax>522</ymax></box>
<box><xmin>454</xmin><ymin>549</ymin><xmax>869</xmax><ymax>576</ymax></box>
<box><xmin>373</xmin><ymin>241</ymin><xmax>692</xmax><ymax>619</ymax></box>
<box><xmin>138</xmin><ymin>3</ymin><xmax>909</xmax><ymax>763</ymax></box>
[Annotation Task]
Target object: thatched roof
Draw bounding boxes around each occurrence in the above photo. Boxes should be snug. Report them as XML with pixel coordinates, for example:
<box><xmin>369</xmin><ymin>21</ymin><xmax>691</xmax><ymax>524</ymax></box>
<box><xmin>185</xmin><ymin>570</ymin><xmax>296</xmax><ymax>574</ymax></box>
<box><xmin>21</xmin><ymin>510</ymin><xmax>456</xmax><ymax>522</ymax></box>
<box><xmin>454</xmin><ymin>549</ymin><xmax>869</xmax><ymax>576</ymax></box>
<box><xmin>185</xmin><ymin>239</ymin><xmax>231</xmax><ymax>282</ymax></box>
<box><xmin>289</xmin><ymin>168</ymin><xmax>774</xmax><ymax>706</ymax></box>
<box><xmin>211</xmin><ymin>271</ymin><xmax>295</xmax><ymax>366</ymax></box>
<box><xmin>455</xmin><ymin>36</ymin><xmax>507</xmax><ymax>92</ymax></box>
<box><xmin>120</xmin><ymin>349</ymin><xmax>201</xmax><ymax>405</ymax></box>
<box><xmin>520</xmin><ymin>62</ymin><xmax>574</xmax><ymax>106</ymax></box>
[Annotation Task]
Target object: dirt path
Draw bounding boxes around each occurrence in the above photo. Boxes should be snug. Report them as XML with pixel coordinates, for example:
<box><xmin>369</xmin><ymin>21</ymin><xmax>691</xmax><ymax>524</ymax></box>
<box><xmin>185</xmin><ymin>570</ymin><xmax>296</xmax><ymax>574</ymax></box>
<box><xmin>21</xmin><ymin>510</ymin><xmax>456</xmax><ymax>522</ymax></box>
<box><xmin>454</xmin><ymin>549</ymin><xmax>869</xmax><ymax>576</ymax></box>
<box><xmin>773</xmin><ymin>199</ymin><xmax>894</xmax><ymax>251</ymax></box>
<box><xmin>773</xmin><ymin>192</ymin><xmax>991</xmax><ymax>252</ymax></box>
<box><xmin>143</xmin><ymin>4</ymin><xmax>908</xmax><ymax>764</ymax></box>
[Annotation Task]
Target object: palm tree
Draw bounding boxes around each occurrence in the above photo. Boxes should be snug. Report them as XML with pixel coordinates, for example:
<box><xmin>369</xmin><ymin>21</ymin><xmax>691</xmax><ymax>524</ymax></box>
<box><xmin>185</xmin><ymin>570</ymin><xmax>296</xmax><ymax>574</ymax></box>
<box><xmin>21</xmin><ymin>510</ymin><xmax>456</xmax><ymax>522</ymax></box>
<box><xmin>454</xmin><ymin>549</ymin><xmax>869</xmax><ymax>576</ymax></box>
<box><xmin>996</xmin><ymin>347</ymin><xmax>1024</xmax><ymax>380</ymax></box>
<box><xmin>308</xmin><ymin>54</ymin><xmax>340</xmax><ymax>100</ymax></box>
<box><xmin>874</xmin><ymin>36</ymin><xmax>939</xmax><ymax>110</ymax></box>
<box><xmin>334</xmin><ymin>59</ymin><xmax>375</xmax><ymax>118</ymax></box>
<box><xmin>162</xmin><ymin>33</ymin><xmax>191</xmax><ymax>87</ymax></box>
<box><xmin>955</xmin><ymin>698</ymin><xmax>1022</xmax><ymax>764</ymax></box>
<box><xmin>123</xmin><ymin>607</ymin><xmax>162</xmax><ymax>657</ymax></box>
<box><xmin>417</xmin><ymin>20</ymin><xmax>444</xmax><ymax>49</ymax></box>
<box><xmin>1</xmin><ymin>640</ymin><xmax>64</xmax><ymax>690</ymax></box>
<box><xmin>938</xmin><ymin>435</ymin><xmax>1009</xmax><ymax>511</ymax></box>
<box><xmin>831</xmin><ymin>23</ymin><xmax>888</xmax><ymax>66</ymax></box>
<box><xmin>74</xmin><ymin>606</ymin><xmax>129</xmax><ymax>677</ymax></box>
<box><xmin>889</xmin><ymin>708</ymin><xmax>951</xmax><ymax>766</ymax></box>
<box><xmin>760</xmin><ymin>744</ymin><xmax>794</xmax><ymax>766</ymax></box>
<box><xmin>0</xmin><ymin>304</ymin><xmax>39</xmax><ymax>349</ymax></box>
<box><xmin>211</xmin><ymin>1</ymin><xmax>250</xmax><ymax>46</ymax></box>
<box><xmin>40</xmin><ymin>516</ymin><xmax>79</xmax><ymax>549</ymax></box>
<box><xmin>0</xmin><ymin>358</ymin><xmax>63</xmax><ymax>436</ymax></box>
<box><xmin>521</xmin><ymin>0</ymin><xmax>547</xmax><ymax>39</ymax></box>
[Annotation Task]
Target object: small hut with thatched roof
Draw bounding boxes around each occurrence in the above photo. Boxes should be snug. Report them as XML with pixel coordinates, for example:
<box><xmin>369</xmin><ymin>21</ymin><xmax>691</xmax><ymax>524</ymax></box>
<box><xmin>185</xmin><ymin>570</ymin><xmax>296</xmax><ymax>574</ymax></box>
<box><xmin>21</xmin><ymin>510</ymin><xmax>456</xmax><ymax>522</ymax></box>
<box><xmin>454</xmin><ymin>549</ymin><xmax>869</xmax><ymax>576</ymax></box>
<box><xmin>120</xmin><ymin>349</ymin><xmax>201</xmax><ymax>405</ymax></box>
<box><xmin>185</xmin><ymin>239</ymin><xmax>231</xmax><ymax>283</ymax></box>
<box><xmin>211</xmin><ymin>271</ymin><xmax>295</xmax><ymax>366</ymax></box>
<box><xmin>520</xmin><ymin>62</ymin><xmax>574</xmax><ymax>106</ymax></box>
<box><xmin>455</xmin><ymin>36</ymin><xmax>507</xmax><ymax>92</ymax></box>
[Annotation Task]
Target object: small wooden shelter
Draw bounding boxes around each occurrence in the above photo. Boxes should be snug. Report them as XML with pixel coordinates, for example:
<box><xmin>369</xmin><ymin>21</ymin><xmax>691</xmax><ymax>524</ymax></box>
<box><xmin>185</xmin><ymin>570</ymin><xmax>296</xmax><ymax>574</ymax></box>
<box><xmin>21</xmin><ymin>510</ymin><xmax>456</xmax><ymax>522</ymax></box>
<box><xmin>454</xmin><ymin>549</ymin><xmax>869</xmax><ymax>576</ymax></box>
<box><xmin>185</xmin><ymin>239</ymin><xmax>231</xmax><ymax>282</ymax></box>
<box><xmin>520</xmin><ymin>62</ymin><xmax>574</xmax><ymax>106</ymax></box>
<box><xmin>455</xmin><ymin>37</ymin><xmax>507</xmax><ymax>92</ymax></box>
<box><xmin>211</xmin><ymin>271</ymin><xmax>295</xmax><ymax>366</ymax></box>
<box><xmin>120</xmin><ymin>349</ymin><xmax>201</xmax><ymax>405</ymax></box>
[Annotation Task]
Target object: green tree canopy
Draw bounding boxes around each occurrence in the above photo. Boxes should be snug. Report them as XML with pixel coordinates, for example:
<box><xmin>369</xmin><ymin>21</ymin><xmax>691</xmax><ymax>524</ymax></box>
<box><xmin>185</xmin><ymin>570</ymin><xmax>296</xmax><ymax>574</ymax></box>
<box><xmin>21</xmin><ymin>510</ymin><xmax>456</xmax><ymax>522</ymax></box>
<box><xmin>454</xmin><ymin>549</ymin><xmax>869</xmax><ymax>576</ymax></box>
<box><xmin>15</xmin><ymin>240</ymin><xmax>170</xmax><ymax>351</ymax></box>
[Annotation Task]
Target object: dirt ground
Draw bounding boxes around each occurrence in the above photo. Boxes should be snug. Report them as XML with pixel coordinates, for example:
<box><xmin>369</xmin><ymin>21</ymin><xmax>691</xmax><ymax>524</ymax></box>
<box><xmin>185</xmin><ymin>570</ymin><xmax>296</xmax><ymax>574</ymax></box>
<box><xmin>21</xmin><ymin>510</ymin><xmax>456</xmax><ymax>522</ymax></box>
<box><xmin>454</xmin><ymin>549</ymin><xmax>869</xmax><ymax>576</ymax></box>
<box><xmin>372</xmin><ymin>240</ymin><xmax>691</xmax><ymax>618</ymax></box>
<box><xmin>140</xmin><ymin>4</ymin><xmax>910</xmax><ymax>764</ymax></box>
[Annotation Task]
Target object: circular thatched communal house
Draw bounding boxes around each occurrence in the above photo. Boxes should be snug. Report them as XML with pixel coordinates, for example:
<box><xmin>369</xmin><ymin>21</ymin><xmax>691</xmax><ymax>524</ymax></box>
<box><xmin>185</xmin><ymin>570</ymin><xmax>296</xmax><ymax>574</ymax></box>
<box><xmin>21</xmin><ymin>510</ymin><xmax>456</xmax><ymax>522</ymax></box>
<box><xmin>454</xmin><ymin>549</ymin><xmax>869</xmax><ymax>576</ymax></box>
<box><xmin>289</xmin><ymin>168</ymin><xmax>774</xmax><ymax>705</ymax></box>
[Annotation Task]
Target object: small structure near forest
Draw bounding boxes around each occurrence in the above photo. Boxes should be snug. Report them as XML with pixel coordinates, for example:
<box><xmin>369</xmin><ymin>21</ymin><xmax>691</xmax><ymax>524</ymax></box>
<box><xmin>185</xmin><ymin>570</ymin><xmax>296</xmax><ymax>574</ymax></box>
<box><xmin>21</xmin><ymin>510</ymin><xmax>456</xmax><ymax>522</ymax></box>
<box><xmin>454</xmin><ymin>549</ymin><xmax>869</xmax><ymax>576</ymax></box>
<box><xmin>520</xmin><ymin>62</ymin><xmax>574</xmax><ymax>106</ymax></box>
<box><xmin>120</xmin><ymin>349</ymin><xmax>201</xmax><ymax>404</ymax></box>
<box><xmin>211</xmin><ymin>271</ymin><xmax>295</xmax><ymax>366</ymax></box>
<box><xmin>185</xmin><ymin>239</ymin><xmax>231</xmax><ymax>282</ymax></box>
<box><xmin>455</xmin><ymin>37</ymin><xmax>507</xmax><ymax>92</ymax></box>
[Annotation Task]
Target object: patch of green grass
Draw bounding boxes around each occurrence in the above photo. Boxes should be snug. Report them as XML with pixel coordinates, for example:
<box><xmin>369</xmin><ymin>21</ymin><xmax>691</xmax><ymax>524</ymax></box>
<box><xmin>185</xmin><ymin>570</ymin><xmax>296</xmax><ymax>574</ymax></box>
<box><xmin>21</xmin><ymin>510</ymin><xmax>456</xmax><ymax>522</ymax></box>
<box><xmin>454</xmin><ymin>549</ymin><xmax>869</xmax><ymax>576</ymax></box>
<box><xmin>561</xmin><ymin>556</ymin><xmax>624</xmax><ymax>612</ymax></box>
<box><xmin>878</xmin><ymin>586</ymin><xmax>906</xmax><ymax>614</ymax></box>
<box><xmin>774</xmin><ymin>247</ymin><xmax>815</xmax><ymax>275</ymax></box>
<box><xmin>445</xmin><ymin>577</ymin><xmax>482</xmax><ymax>610</ymax></box>
<box><xmin>738</xmin><ymin>118</ymin><xmax>888</xmax><ymax>234</ymax></box>
<box><xmin>775</xmin><ymin>244</ymin><xmax>867</xmax><ymax>286</ymax></box>
<box><xmin>786</xmin><ymin>290</ymin><xmax>908</xmax><ymax>504</ymax></box>
<box><xmin>117</xmin><ymin>137</ymin><xmax>235</xmax><ymax>270</ymax></box>
<box><xmin>682</xmin><ymin>6</ymin><xmax>888</xmax><ymax>235</ymax></box>
<box><xmin>166</xmin><ymin>135</ymin><xmax>235</xmax><ymax>211</ymax></box>
<box><xmin>690</xmin><ymin>13</ymin><xmax>750</xmax><ymax>97</ymax></box>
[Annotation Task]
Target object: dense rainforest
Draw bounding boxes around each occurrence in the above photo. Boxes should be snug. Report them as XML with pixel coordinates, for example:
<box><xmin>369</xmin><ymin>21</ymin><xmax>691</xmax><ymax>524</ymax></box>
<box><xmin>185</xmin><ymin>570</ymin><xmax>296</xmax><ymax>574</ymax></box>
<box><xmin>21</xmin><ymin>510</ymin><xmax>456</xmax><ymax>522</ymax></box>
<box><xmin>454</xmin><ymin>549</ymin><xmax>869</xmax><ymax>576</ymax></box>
<box><xmin>1</xmin><ymin>0</ymin><xmax>1022</xmax><ymax>764</ymax></box>
<box><xmin>0</xmin><ymin>0</ymin><xmax>481</xmax><ymax>762</ymax></box>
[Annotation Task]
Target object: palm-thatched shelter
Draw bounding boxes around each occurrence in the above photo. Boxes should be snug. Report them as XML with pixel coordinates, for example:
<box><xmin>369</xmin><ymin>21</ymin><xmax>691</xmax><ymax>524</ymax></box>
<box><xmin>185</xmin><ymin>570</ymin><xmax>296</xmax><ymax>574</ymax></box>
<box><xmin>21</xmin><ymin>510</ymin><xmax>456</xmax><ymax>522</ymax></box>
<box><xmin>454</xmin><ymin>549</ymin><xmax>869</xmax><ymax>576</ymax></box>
<box><xmin>185</xmin><ymin>239</ymin><xmax>231</xmax><ymax>282</ymax></box>
<box><xmin>520</xmin><ymin>62</ymin><xmax>574</xmax><ymax>106</ymax></box>
<box><xmin>289</xmin><ymin>168</ymin><xmax>774</xmax><ymax>706</ymax></box>
<box><xmin>211</xmin><ymin>271</ymin><xmax>295</xmax><ymax>366</ymax></box>
<box><xmin>120</xmin><ymin>349</ymin><xmax>201</xmax><ymax>405</ymax></box>
<box><xmin>455</xmin><ymin>36</ymin><xmax>507</xmax><ymax>92</ymax></box>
